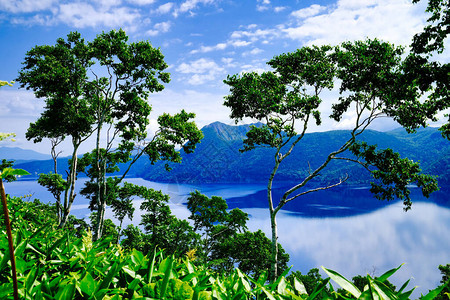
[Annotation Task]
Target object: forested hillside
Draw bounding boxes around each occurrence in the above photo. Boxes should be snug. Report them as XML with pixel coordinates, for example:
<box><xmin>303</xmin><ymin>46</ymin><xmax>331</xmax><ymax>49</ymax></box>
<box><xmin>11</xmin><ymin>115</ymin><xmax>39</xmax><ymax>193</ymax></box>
<box><xmin>136</xmin><ymin>122</ymin><xmax>450</xmax><ymax>185</ymax></box>
<box><xmin>4</xmin><ymin>122</ymin><xmax>450</xmax><ymax>186</ymax></box>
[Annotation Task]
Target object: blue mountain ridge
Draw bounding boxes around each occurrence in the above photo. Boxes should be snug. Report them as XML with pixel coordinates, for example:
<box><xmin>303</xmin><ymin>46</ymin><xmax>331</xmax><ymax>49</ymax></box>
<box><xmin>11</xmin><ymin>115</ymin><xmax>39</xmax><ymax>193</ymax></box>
<box><xmin>4</xmin><ymin>122</ymin><xmax>450</xmax><ymax>186</ymax></box>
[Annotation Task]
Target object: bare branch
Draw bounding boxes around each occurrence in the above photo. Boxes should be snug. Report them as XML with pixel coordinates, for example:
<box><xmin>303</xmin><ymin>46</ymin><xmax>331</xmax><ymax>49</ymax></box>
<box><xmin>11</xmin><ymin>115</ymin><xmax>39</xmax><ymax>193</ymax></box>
<box><xmin>285</xmin><ymin>174</ymin><xmax>349</xmax><ymax>204</ymax></box>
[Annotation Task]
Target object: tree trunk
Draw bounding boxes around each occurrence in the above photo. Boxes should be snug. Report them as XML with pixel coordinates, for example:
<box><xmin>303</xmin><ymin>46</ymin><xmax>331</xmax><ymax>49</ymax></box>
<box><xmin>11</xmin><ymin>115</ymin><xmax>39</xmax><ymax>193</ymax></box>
<box><xmin>59</xmin><ymin>139</ymin><xmax>80</xmax><ymax>228</ymax></box>
<box><xmin>93</xmin><ymin>122</ymin><xmax>103</xmax><ymax>241</ymax></box>
<box><xmin>268</xmin><ymin>157</ymin><xmax>281</xmax><ymax>281</ymax></box>
<box><xmin>0</xmin><ymin>178</ymin><xmax>19</xmax><ymax>300</ymax></box>
<box><xmin>270</xmin><ymin>211</ymin><xmax>278</xmax><ymax>281</ymax></box>
<box><xmin>51</xmin><ymin>141</ymin><xmax>61</xmax><ymax>224</ymax></box>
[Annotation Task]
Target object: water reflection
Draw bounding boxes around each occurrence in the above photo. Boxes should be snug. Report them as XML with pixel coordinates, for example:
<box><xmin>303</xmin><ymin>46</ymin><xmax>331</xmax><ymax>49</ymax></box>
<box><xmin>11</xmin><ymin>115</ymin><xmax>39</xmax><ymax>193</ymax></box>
<box><xmin>5</xmin><ymin>179</ymin><xmax>450</xmax><ymax>298</ymax></box>
<box><xmin>247</xmin><ymin>203</ymin><xmax>450</xmax><ymax>298</ymax></box>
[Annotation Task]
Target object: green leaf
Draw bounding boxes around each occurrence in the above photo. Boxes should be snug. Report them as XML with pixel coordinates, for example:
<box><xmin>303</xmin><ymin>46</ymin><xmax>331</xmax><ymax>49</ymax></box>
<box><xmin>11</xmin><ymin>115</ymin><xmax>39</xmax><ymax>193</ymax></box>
<box><xmin>0</xmin><ymin>167</ymin><xmax>30</xmax><ymax>179</ymax></box>
<box><xmin>322</xmin><ymin>266</ymin><xmax>361</xmax><ymax>298</ymax></box>
<box><xmin>376</xmin><ymin>264</ymin><xmax>403</xmax><ymax>282</ymax></box>
<box><xmin>0</xmin><ymin>283</ymin><xmax>13</xmax><ymax>299</ymax></box>
<box><xmin>421</xmin><ymin>281</ymin><xmax>449</xmax><ymax>300</ymax></box>
<box><xmin>80</xmin><ymin>273</ymin><xmax>97</xmax><ymax>295</ymax></box>
<box><xmin>293</xmin><ymin>277</ymin><xmax>308</xmax><ymax>295</ymax></box>
<box><xmin>55</xmin><ymin>283</ymin><xmax>76</xmax><ymax>300</ymax></box>
<box><xmin>159</xmin><ymin>257</ymin><xmax>174</xmax><ymax>299</ymax></box>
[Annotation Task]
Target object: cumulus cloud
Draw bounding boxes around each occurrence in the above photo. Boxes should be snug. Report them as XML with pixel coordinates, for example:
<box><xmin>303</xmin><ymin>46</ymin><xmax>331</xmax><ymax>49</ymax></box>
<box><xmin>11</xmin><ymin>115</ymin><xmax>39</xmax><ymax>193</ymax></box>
<box><xmin>155</xmin><ymin>2</ymin><xmax>174</xmax><ymax>14</ymax></box>
<box><xmin>176</xmin><ymin>58</ymin><xmax>225</xmax><ymax>85</ymax></box>
<box><xmin>256</xmin><ymin>0</ymin><xmax>270</xmax><ymax>12</ymax></box>
<box><xmin>190</xmin><ymin>43</ymin><xmax>227</xmax><ymax>54</ymax></box>
<box><xmin>243</xmin><ymin>48</ymin><xmax>263</xmax><ymax>56</ymax></box>
<box><xmin>291</xmin><ymin>4</ymin><xmax>326</xmax><ymax>19</ymax></box>
<box><xmin>283</xmin><ymin>0</ymin><xmax>427</xmax><ymax>46</ymax></box>
<box><xmin>274</xmin><ymin>6</ymin><xmax>287</xmax><ymax>13</ymax></box>
<box><xmin>147</xmin><ymin>21</ymin><xmax>172</xmax><ymax>36</ymax></box>
<box><xmin>57</xmin><ymin>2</ymin><xmax>140</xmax><ymax>28</ymax></box>
<box><xmin>0</xmin><ymin>0</ymin><xmax>57</xmax><ymax>13</ymax></box>
<box><xmin>173</xmin><ymin>0</ymin><xmax>216</xmax><ymax>17</ymax></box>
<box><xmin>127</xmin><ymin>0</ymin><xmax>156</xmax><ymax>5</ymax></box>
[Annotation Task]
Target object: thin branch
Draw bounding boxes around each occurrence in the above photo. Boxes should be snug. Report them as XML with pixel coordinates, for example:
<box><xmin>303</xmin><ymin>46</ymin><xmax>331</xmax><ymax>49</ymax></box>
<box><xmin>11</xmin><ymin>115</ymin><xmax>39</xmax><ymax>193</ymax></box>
<box><xmin>284</xmin><ymin>174</ymin><xmax>349</xmax><ymax>204</ymax></box>
<box><xmin>332</xmin><ymin>156</ymin><xmax>371</xmax><ymax>171</ymax></box>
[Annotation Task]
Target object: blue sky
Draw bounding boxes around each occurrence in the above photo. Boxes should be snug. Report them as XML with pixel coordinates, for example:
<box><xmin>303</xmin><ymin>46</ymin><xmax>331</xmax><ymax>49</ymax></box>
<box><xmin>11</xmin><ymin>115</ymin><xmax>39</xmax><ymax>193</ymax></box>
<box><xmin>0</xmin><ymin>0</ymin><xmax>448</xmax><ymax>153</ymax></box>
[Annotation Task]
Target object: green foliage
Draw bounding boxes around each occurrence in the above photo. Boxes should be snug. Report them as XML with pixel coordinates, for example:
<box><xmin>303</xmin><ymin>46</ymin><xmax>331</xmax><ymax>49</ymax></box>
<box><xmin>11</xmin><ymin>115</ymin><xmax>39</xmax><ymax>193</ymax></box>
<box><xmin>350</xmin><ymin>141</ymin><xmax>439</xmax><ymax>210</ymax></box>
<box><xmin>412</xmin><ymin>0</ymin><xmax>450</xmax><ymax>54</ymax></box>
<box><xmin>119</xmin><ymin>185</ymin><xmax>200</xmax><ymax>257</ymax></box>
<box><xmin>0</xmin><ymin>208</ymin><xmax>447</xmax><ymax>299</ymax></box>
<box><xmin>433</xmin><ymin>264</ymin><xmax>450</xmax><ymax>300</ymax></box>
<box><xmin>187</xmin><ymin>191</ymin><xmax>289</xmax><ymax>277</ymax></box>
<box><xmin>16</xmin><ymin>29</ymin><xmax>203</xmax><ymax>238</ymax></box>
<box><xmin>224</xmin><ymin>38</ymin><xmax>440</xmax><ymax>280</ymax></box>
<box><xmin>288</xmin><ymin>268</ymin><xmax>329</xmax><ymax>296</ymax></box>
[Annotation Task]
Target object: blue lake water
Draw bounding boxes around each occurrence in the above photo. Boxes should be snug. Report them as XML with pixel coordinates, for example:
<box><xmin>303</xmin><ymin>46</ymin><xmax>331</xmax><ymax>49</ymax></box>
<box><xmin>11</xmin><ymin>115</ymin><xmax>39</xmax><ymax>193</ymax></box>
<box><xmin>4</xmin><ymin>178</ymin><xmax>450</xmax><ymax>298</ymax></box>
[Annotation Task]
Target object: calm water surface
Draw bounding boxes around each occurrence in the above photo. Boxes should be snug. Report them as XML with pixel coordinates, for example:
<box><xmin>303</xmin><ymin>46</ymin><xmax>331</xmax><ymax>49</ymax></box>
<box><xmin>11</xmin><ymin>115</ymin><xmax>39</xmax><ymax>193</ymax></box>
<box><xmin>5</xmin><ymin>178</ymin><xmax>450</xmax><ymax>298</ymax></box>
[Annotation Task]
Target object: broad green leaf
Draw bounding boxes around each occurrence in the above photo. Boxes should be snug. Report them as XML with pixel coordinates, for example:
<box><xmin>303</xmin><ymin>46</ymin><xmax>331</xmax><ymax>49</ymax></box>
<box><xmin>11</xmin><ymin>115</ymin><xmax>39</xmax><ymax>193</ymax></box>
<box><xmin>0</xmin><ymin>167</ymin><xmax>30</xmax><ymax>179</ymax></box>
<box><xmin>277</xmin><ymin>277</ymin><xmax>288</xmax><ymax>295</ymax></box>
<box><xmin>293</xmin><ymin>277</ymin><xmax>307</xmax><ymax>295</ymax></box>
<box><xmin>25</xmin><ymin>266</ymin><xmax>38</xmax><ymax>296</ymax></box>
<box><xmin>0</xmin><ymin>283</ymin><xmax>13</xmax><ymax>299</ymax></box>
<box><xmin>80</xmin><ymin>273</ymin><xmax>97</xmax><ymax>295</ymax></box>
<box><xmin>147</xmin><ymin>248</ymin><xmax>157</xmax><ymax>283</ymax></box>
<box><xmin>97</xmin><ymin>261</ymin><xmax>122</xmax><ymax>292</ymax></box>
<box><xmin>55</xmin><ymin>283</ymin><xmax>76</xmax><ymax>300</ymax></box>
<box><xmin>261</xmin><ymin>286</ymin><xmax>276</xmax><ymax>300</ymax></box>
<box><xmin>370</xmin><ymin>278</ymin><xmax>398</xmax><ymax>300</ymax></box>
<box><xmin>322</xmin><ymin>266</ymin><xmax>361</xmax><ymax>298</ymax></box>
<box><xmin>376</xmin><ymin>264</ymin><xmax>403</xmax><ymax>282</ymax></box>
<box><xmin>397</xmin><ymin>279</ymin><xmax>411</xmax><ymax>294</ymax></box>
<box><xmin>159</xmin><ymin>257</ymin><xmax>174</xmax><ymax>299</ymax></box>
<box><xmin>306</xmin><ymin>277</ymin><xmax>330</xmax><ymax>300</ymax></box>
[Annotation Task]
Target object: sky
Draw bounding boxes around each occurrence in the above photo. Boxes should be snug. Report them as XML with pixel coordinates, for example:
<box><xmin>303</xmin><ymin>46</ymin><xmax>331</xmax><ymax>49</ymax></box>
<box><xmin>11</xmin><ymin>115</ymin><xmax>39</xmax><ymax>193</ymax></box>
<box><xmin>0</xmin><ymin>0</ymin><xmax>449</xmax><ymax>154</ymax></box>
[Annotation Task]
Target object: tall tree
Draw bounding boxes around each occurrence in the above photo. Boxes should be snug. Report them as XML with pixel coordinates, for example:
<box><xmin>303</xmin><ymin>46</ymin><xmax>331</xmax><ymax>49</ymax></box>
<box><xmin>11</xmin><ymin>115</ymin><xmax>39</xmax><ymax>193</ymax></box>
<box><xmin>17</xmin><ymin>30</ymin><xmax>203</xmax><ymax>237</ymax></box>
<box><xmin>223</xmin><ymin>39</ymin><xmax>439</xmax><ymax>280</ymax></box>
<box><xmin>409</xmin><ymin>0</ymin><xmax>450</xmax><ymax>139</ymax></box>
<box><xmin>17</xmin><ymin>32</ymin><xmax>96</xmax><ymax>228</ymax></box>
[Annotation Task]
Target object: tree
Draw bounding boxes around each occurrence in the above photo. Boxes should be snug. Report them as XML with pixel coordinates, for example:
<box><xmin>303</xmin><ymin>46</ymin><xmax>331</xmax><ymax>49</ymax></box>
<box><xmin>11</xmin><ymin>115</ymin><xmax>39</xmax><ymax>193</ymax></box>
<box><xmin>408</xmin><ymin>0</ymin><xmax>450</xmax><ymax>139</ymax></box>
<box><xmin>223</xmin><ymin>39</ymin><xmax>439</xmax><ymax>280</ymax></box>
<box><xmin>187</xmin><ymin>191</ymin><xmax>289</xmax><ymax>276</ymax></box>
<box><xmin>117</xmin><ymin>184</ymin><xmax>200</xmax><ymax>256</ymax></box>
<box><xmin>17</xmin><ymin>32</ymin><xmax>97</xmax><ymax>229</ymax></box>
<box><xmin>17</xmin><ymin>30</ymin><xmax>203</xmax><ymax>238</ymax></box>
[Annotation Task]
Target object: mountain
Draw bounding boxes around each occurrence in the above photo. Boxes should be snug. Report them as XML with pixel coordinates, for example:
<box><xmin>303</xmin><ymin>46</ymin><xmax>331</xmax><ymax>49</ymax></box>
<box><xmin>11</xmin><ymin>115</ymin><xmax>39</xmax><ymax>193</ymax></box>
<box><xmin>136</xmin><ymin>122</ymin><xmax>450</xmax><ymax>185</ymax></box>
<box><xmin>0</xmin><ymin>147</ymin><xmax>51</xmax><ymax>162</ymax></box>
<box><xmin>8</xmin><ymin>122</ymin><xmax>450</xmax><ymax>186</ymax></box>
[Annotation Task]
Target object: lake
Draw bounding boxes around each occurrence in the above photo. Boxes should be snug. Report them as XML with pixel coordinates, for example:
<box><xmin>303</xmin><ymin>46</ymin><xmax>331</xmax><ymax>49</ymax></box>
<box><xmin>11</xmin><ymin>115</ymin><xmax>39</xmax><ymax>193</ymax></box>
<box><xmin>4</xmin><ymin>178</ymin><xmax>450</xmax><ymax>298</ymax></box>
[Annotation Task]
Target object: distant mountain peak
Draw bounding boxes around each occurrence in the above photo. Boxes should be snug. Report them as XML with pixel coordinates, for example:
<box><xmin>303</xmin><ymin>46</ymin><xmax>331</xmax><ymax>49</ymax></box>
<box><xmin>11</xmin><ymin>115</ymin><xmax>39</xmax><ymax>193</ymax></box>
<box><xmin>0</xmin><ymin>146</ymin><xmax>51</xmax><ymax>161</ymax></box>
<box><xmin>202</xmin><ymin>121</ymin><xmax>250</xmax><ymax>141</ymax></box>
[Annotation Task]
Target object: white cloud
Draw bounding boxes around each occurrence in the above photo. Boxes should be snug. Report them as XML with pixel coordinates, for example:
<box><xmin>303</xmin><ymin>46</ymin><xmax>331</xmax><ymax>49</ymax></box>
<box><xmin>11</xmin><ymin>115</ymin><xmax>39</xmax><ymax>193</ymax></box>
<box><xmin>274</xmin><ymin>6</ymin><xmax>287</xmax><ymax>13</ymax></box>
<box><xmin>256</xmin><ymin>0</ymin><xmax>270</xmax><ymax>12</ymax></box>
<box><xmin>147</xmin><ymin>88</ymin><xmax>231</xmax><ymax>127</ymax></box>
<box><xmin>190</xmin><ymin>42</ymin><xmax>227</xmax><ymax>54</ymax></box>
<box><xmin>243</xmin><ymin>48</ymin><xmax>263</xmax><ymax>56</ymax></box>
<box><xmin>229</xmin><ymin>40</ymin><xmax>251</xmax><ymax>47</ymax></box>
<box><xmin>57</xmin><ymin>2</ymin><xmax>140</xmax><ymax>28</ymax></box>
<box><xmin>173</xmin><ymin>0</ymin><xmax>215</xmax><ymax>16</ymax></box>
<box><xmin>147</xmin><ymin>21</ymin><xmax>172</xmax><ymax>36</ymax></box>
<box><xmin>0</xmin><ymin>0</ymin><xmax>56</xmax><ymax>13</ymax></box>
<box><xmin>176</xmin><ymin>58</ymin><xmax>225</xmax><ymax>85</ymax></box>
<box><xmin>127</xmin><ymin>0</ymin><xmax>156</xmax><ymax>5</ymax></box>
<box><xmin>291</xmin><ymin>4</ymin><xmax>326</xmax><ymax>19</ymax></box>
<box><xmin>155</xmin><ymin>2</ymin><xmax>174</xmax><ymax>14</ymax></box>
<box><xmin>283</xmin><ymin>0</ymin><xmax>427</xmax><ymax>47</ymax></box>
